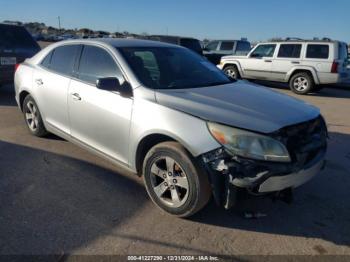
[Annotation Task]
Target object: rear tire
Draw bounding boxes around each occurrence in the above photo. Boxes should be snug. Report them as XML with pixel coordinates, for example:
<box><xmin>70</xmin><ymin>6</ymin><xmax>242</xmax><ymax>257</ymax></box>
<box><xmin>22</xmin><ymin>95</ymin><xmax>48</xmax><ymax>137</ymax></box>
<box><xmin>143</xmin><ymin>142</ymin><xmax>211</xmax><ymax>217</ymax></box>
<box><xmin>223</xmin><ymin>65</ymin><xmax>240</xmax><ymax>80</ymax></box>
<box><xmin>289</xmin><ymin>72</ymin><xmax>314</xmax><ymax>95</ymax></box>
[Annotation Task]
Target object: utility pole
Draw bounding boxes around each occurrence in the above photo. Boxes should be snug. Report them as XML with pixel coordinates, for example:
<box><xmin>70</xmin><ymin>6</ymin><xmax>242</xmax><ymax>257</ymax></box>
<box><xmin>57</xmin><ymin>16</ymin><xmax>61</xmax><ymax>30</ymax></box>
<box><xmin>166</xmin><ymin>27</ymin><xmax>168</xmax><ymax>36</ymax></box>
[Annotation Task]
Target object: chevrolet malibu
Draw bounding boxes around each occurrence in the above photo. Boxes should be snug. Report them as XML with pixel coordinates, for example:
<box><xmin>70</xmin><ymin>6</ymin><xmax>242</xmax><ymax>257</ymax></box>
<box><xmin>14</xmin><ymin>39</ymin><xmax>327</xmax><ymax>217</ymax></box>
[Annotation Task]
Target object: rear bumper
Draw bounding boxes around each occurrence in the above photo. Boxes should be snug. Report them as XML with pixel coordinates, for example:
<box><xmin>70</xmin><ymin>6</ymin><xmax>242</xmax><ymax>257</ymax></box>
<box><xmin>318</xmin><ymin>71</ymin><xmax>350</xmax><ymax>84</ymax></box>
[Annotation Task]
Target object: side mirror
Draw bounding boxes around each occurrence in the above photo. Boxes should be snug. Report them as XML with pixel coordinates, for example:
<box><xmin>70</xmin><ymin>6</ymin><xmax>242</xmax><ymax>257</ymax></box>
<box><xmin>96</xmin><ymin>77</ymin><xmax>132</xmax><ymax>97</ymax></box>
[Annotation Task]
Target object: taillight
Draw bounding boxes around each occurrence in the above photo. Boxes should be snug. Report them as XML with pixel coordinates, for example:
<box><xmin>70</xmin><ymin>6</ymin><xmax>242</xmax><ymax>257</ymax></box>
<box><xmin>331</xmin><ymin>61</ymin><xmax>338</xmax><ymax>73</ymax></box>
<box><xmin>14</xmin><ymin>63</ymin><xmax>21</xmax><ymax>72</ymax></box>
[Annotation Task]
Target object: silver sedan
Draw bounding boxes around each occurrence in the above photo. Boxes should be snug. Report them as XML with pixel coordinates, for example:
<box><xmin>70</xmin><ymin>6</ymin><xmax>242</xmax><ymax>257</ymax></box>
<box><xmin>14</xmin><ymin>39</ymin><xmax>327</xmax><ymax>217</ymax></box>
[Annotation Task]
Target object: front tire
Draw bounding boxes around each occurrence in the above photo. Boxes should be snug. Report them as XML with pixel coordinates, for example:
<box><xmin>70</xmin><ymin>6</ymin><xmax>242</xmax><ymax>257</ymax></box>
<box><xmin>289</xmin><ymin>72</ymin><xmax>314</xmax><ymax>95</ymax></box>
<box><xmin>22</xmin><ymin>95</ymin><xmax>48</xmax><ymax>137</ymax></box>
<box><xmin>143</xmin><ymin>142</ymin><xmax>211</xmax><ymax>217</ymax></box>
<box><xmin>223</xmin><ymin>65</ymin><xmax>240</xmax><ymax>80</ymax></box>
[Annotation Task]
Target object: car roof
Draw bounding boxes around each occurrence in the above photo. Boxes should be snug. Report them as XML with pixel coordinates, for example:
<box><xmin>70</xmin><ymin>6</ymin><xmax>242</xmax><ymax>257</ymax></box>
<box><xmin>208</xmin><ymin>40</ymin><xmax>249</xmax><ymax>42</ymax></box>
<box><xmin>54</xmin><ymin>38</ymin><xmax>180</xmax><ymax>48</ymax></box>
<box><xmin>261</xmin><ymin>40</ymin><xmax>343</xmax><ymax>45</ymax></box>
<box><xmin>150</xmin><ymin>35</ymin><xmax>199</xmax><ymax>40</ymax></box>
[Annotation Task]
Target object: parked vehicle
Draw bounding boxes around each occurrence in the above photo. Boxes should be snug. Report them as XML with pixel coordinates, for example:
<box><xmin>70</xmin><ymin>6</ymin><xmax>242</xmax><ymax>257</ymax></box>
<box><xmin>148</xmin><ymin>35</ymin><xmax>203</xmax><ymax>55</ymax></box>
<box><xmin>0</xmin><ymin>23</ymin><xmax>40</xmax><ymax>86</ymax></box>
<box><xmin>203</xmin><ymin>39</ymin><xmax>251</xmax><ymax>65</ymax></box>
<box><xmin>218</xmin><ymin>38</ymin><xmax>350</xmax><ymax>94</ymax></box>
<box><xmin>15</xmin><ymin>39</ymin><xmax>327</xmax><ymax>217</ymax></box>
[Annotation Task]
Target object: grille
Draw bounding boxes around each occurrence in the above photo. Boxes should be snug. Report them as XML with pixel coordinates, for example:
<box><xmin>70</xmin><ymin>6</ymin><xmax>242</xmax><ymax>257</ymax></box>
<box><xmin>277</xmin><ymin>116</ymin><xmax>327</xmax><ymax>165</ymax></box>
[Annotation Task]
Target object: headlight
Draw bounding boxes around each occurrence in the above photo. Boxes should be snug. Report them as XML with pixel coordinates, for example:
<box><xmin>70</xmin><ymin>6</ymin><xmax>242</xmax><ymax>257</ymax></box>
<box><xmin>208</xmin><ymin>122</ymin><xmax>291</xmax><ymax>162</ymax></box>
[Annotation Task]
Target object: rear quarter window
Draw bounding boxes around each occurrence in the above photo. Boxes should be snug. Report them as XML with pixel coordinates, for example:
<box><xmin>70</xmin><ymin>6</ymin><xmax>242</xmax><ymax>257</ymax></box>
<box><xmin>306</xmin><ymin>44</ymin><xmax>329</xmax><ymax>59</ymax></box>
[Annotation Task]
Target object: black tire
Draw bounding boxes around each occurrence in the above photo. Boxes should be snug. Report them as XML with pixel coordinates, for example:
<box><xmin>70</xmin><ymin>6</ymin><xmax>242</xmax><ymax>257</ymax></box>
<box><xmin>143</xmin><ymin>141</ymin><xmax>211</xmax><ymax>217</ymax></box>
<box><xmin>223</xmin><ymin>65</ymin><xmax>240</xmax><ymax>80</ymax></box>
<box><xmin>289</xmin><ymin>72</ymin><xmax>314</xmax><ymax>95</ymax></box>
<box><xmin>22</xmin><ymin>95</ymin><xmax>48</xmax><ymax>137</ymax></box>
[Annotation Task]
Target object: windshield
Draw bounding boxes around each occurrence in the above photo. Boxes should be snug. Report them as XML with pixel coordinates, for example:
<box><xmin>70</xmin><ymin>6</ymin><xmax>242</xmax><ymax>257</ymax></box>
<box><xmin>118</xmin><ymin>46</ymin><xmax>231</xmax><ymax>89</ymax></box>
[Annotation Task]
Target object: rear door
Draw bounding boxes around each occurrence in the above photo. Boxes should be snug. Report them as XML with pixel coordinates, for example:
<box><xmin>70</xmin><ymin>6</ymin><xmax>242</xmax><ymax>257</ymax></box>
<box><xmin>271</xmin><ymin>43</ymin><xmax>302</xmax><ymax>81</ymax></box>
<box><xmin>68</xmin><ymin>44</ymin><xmax>133</xmax><ymax>164</ymax></box>
<box><xmin>33</xmin><ymin>44</ymin><xmax>80</xmax><ymax>134</ymax></box>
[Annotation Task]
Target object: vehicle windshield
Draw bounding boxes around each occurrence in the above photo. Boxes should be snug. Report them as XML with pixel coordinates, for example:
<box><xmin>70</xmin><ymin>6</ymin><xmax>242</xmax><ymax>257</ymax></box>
<box><xmin>118</xmin><ymin>46</ymin><xmax>231</xmax><ymax>89</ymax></box>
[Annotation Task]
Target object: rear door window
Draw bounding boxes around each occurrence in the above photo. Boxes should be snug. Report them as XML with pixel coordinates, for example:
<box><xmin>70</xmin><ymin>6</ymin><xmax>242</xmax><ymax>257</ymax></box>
<box><xmin>306</xmin><ymin>44</ymin><xmax>329</xmax><ymax>59</ymax></box>
<box><xmin>40</xmin><ymin>51</ymin><xmax>53</xmax><ymax>68</ymax></box>
<box><xmin>77</xmin><ymin>45</ymin><xmax>122</xmax><ymax>84</ymax></box>
<box><xmin>49</xmin><ymin>45</ymin><xmax>80</xmax><ymax>76</ymax></box>
<box><xmin>278</xmin><ymin>44</ymin><xmax>302</xmax><ymax>58</ymax></box>
<box><xmin>219</xmin><ymin>42</ymin><xmax>234</xmax><ymax>51</ymax></box>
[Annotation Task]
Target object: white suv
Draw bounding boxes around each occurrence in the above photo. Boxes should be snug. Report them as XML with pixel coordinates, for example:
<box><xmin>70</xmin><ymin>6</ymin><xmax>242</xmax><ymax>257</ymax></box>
<box><xmin>218</xmin><ymin>39</ymin><xmax>349</xmax><ymax>94</ymax></box>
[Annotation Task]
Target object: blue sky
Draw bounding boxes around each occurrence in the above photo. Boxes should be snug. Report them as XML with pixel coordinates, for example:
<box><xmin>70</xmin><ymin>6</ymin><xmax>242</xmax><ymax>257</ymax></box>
<box><xmin>1</xmin><ymin>0</ymin><xmax>349</xmax><ymax>42</ymax></box>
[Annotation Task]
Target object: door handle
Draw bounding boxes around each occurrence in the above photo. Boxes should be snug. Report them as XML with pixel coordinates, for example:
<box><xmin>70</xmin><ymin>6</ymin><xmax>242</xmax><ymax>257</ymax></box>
<box><xmin>71</xmin><ymin>93</ymin><xmax>81</xmax><ymax>101</ymax></box>
<box><xmin>291</xmin><ymin>61</ymin><xmax>300</xmax><ymax>64</ymax></box>
<box><xmin>264</xmin><ymin>60</ymin><xmax>272</xmax><ymax>63</ymax></box>
<box><xmin>35</xmin><ymin>79</ymin><xmax>43</xmax><ymax>85</ymax></box>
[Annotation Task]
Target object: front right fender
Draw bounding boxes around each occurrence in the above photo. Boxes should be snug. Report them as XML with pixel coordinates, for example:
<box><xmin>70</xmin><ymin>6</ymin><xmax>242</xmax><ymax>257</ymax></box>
<box><xmin>128</xmin><ymin>88</ymin><xmax>221</xmax><ymax>171</ymax></box>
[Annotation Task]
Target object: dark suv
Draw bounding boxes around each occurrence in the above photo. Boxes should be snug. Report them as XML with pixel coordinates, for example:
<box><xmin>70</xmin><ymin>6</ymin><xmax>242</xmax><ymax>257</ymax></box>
<box><xmin>203</xmin><ymin>39</ymin><xmax>251</xmax><ymax>64</ymax></box>
<box><xmin>0</xmin><ymin>23</ymin><xmax>40</xmax><ymax>86</ymax></box>
<box><xmin>147</xmin><ymin>35</ymin><xmax>203</xmax><ymax>55</ymax></box>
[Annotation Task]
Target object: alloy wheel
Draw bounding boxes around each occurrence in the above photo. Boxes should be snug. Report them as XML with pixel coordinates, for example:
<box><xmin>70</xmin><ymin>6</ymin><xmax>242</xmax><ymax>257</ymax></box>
<box><xmin>293</xmin><ymin>76</ymin><xmax>309</xmax><ymax>92</ymax></box>
<box><xmin>25</xmin><ymin>101</ymin><xmax>39</xmax><ymax>132</ymax></box>
<box><xmin>150</xmin><ymin>156</ymin><xmax>189</xmax><ymax>208</ymax></box>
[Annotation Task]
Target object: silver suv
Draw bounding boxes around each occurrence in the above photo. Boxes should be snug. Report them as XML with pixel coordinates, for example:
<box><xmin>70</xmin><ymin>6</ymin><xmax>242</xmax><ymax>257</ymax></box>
<box><xmin>15</xmin><ymin>39</ymin><xmax>327</xmax><ymax>217</ymax></box>
<box><xmin>218</xmin><ymin>38</ymin><xmax>349</xmax><ymax>94</ymax></box>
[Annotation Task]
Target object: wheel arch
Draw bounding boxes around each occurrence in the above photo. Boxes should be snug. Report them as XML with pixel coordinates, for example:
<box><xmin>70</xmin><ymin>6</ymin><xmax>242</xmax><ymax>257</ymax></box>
<box><xmin>286</xmin><ymin>67</ymin><xmax>320</xmax><ymax>85</ymax></box>
<box><xmin>19</xmin><ymin>90</ymin><xmax>31</xmax><ymax>111</ymax></box>
<box><xmin>222</xmin><ymin>61</ymin><xmax>243</xmax><ymax>77</ymax></box>
<box><xmin>134</xmin><ymin>132</ymin><xmax>197</xmax><ymax>176</ymax></box>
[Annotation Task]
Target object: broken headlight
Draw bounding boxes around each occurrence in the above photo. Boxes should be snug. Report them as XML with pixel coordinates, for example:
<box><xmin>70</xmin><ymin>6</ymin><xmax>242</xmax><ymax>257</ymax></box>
<box><xmin>208</xmin><ymin>122</ymin><xmax>291</xmax><ymax>162</ymax></box>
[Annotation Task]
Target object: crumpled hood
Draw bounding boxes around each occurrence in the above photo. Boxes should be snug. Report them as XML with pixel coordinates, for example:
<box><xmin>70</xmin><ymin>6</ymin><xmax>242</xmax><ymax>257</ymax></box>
<box><xmin>155</xmin><ymin>81</ymin><xmax>320</xmax><ymax>133</ymax></box>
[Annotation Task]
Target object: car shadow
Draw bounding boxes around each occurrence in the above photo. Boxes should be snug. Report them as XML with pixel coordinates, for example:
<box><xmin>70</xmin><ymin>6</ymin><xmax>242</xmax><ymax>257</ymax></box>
<box><xmin>0</xmin><ymin>140</ymin><xmax>148</xmax><ymax>254</ymax></box>
<box><xmin>192</xmin><ymin>131</ymin><xmax>350</xmax><ymax>247</ymax></box>
<box><xmin>0</xmin><ymin>84</ymin><xmax>17</xmax><ymax>106</ymax></box>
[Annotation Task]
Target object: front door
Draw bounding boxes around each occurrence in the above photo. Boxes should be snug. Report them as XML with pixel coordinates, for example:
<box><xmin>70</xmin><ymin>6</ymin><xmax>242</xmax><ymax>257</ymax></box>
<box><xmin>241</xmin><ymin>44</ymin><xmax>276</xmax><ymax>80</ymax></box>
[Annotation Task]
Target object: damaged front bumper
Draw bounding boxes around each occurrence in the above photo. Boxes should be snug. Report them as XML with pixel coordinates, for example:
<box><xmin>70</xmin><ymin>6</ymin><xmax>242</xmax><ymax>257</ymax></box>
<box><xmin>200</xmin><ymin>116</ymin><xmax>328</xmax><ymax>209</ymax></box>
<box><xmin>201</xmin><ymin>148</ymin><xmax>326</xmax><ymax>209</ymax></box>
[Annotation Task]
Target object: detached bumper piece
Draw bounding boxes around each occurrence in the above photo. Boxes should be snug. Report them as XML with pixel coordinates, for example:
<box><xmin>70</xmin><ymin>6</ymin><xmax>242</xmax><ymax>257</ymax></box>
<box><xmin>201</xmin><ymin>116</ymin><xmax>327</xmax><ymax>209</ymax></box>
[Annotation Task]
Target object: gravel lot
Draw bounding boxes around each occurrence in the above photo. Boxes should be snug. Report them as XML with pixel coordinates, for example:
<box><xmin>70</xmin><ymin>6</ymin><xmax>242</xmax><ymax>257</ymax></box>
<box><xmin>0</xmin><ymin>82</ymin><xmax>350</xmax><ymax>257</ymax></box>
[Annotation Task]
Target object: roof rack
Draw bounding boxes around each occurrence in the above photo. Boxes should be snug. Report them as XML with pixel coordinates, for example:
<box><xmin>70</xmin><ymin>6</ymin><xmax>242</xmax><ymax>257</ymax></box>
<box><xmin>270</xmin><ymin>37</ymin><xmax>334</xmax><ymax>43</ymax></box>
<box><xmin>285</xmin><ymin>37</ymin><xmax>303</xmax><ymax>41</ymax></box>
